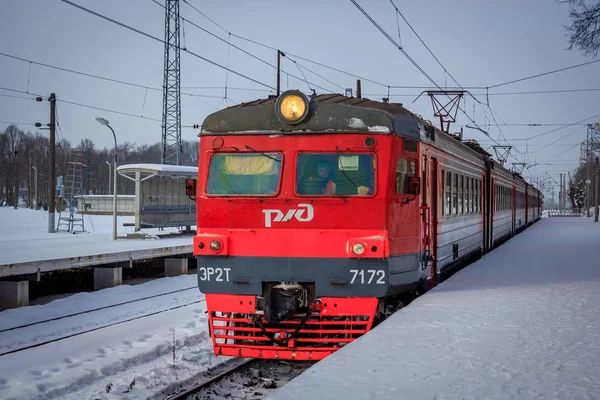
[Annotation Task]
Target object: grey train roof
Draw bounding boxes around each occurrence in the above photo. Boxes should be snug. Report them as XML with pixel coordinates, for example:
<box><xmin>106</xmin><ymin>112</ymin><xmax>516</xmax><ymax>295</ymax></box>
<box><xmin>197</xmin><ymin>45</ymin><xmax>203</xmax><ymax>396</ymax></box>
<box><xmin>200</xmin><ymin>93</ymin><xmax>421</xmax><ymax>140</ymax></box>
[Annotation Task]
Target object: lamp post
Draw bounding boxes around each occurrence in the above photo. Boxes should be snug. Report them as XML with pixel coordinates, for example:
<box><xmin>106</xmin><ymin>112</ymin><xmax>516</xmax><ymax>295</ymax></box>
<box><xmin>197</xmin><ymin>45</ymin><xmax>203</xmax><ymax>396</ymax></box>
<box><xmin>105</xmin><ymin>161</ymin><xmax>111</xmax><ymax>195</ymax></box>
<box><xmin>96</xmin><ymin>117</ymin><xmax>118</xmax><ymax>240</ymax></box>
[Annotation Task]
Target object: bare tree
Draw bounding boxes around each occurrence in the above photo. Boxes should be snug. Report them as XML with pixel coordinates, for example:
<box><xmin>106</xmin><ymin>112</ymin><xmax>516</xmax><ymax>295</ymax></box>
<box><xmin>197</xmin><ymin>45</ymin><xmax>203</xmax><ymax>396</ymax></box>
<box><xmin>562</xmin><ymin>0</ymin><xmax>600</xmax><ymax>57</ymax></box>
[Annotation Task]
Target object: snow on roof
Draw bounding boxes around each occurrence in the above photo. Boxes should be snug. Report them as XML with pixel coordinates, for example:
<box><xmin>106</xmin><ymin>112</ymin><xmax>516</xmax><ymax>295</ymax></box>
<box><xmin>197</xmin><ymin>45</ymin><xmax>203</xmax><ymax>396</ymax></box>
<box><xmin>116</xmin><ymin>163</ymin><xmax>198</xmax><ymax>177</ymax></box>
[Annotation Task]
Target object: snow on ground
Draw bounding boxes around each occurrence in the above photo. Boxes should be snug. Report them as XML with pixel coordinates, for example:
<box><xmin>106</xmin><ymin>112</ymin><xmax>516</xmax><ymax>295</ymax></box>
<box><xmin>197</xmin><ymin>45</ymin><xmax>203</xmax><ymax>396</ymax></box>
<box><xmin>0</xmin><ymin>206</ymin><xmax>222</xmax><ymax>399</ymax></box>
<box><xmin>0</xmin><ymin>275</ymin><xmax>221</xmax><ymax>400</ymax></box>
<box><xmin>0</xmin><ymin>206</ymin><xmax>193</xmax><ymax>270</ymax></box>
<box><xmin>270</xmin><ymin>218</ymin><xmax>600</xmax><ymax>400</ymax></box>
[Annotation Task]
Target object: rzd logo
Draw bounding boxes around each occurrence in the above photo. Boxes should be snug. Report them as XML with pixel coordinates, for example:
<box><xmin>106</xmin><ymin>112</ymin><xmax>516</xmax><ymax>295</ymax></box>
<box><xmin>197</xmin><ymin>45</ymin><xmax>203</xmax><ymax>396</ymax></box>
<box><xmin>262</xmin><ymin>203</ymin><xmax>314</xmax><ymax>228</ymax></box>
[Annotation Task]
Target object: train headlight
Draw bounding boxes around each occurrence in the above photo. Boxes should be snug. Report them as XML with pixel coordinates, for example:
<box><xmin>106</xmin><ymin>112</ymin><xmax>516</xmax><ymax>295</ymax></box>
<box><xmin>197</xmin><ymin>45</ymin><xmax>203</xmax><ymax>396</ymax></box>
<box><xmin>210</xmin><ymin>240</ymin><xmax>222</xmax><ymax>252</ymax></box>
<box><xmin>352</xmin><ymin>243</ymin><xmax>365</xmax><ymax>255</ymax></box>
<box><xmin>275</xmin><ymin>90</ymin><xmax>309</xmax><ymax>125</ymax></box>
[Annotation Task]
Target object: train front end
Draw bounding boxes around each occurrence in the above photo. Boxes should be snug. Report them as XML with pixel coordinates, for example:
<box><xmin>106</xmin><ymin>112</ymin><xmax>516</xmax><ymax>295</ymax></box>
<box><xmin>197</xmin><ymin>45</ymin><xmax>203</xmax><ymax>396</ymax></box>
<box><xmin>193</xmin><ymin>91</ymin><xmax>394</xmax><ymax>361</ymax></box>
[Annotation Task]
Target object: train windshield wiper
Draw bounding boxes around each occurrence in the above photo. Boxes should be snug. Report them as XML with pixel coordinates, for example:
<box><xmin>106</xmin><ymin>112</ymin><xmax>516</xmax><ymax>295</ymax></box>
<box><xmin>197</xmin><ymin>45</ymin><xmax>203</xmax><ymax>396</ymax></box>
<box><xmin>244</xmin><ymin>145</ymin><xmax>280</xmax><ymax>162</ymax></box>
<box><xmin>335</xmin><ymin>146</ymin><xmax>358</xmax><ymax>188</ymax></box>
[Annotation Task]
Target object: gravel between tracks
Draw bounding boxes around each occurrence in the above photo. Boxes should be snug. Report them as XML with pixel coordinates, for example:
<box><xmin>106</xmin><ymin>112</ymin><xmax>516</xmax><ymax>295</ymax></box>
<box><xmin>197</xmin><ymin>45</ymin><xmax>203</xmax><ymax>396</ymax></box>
<box><xmin>186</xmin><ymin>359</ymin><xmax>315</xmax><ymax>400</ymax></box>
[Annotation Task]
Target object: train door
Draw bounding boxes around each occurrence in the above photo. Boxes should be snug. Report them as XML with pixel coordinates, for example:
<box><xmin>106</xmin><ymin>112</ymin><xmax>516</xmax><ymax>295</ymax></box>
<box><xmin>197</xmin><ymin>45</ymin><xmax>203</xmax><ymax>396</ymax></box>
<box><xmin>430</xmin><ymin>158</ymin><xmax>438</xmax><ymax>287</ymax></box>
<box><xmin>512</xmin><ymin>186</ymin><xmax>516</xmax><ymax>235</ymax></box>
<box><xmin>525</xmin><ymin>184</ymin><xmax>529</xmax><ymax>225</ymax></box>
<box><xmin>420</xmin><ymin>154</ymin><xmax>437</xmax><ymax>288</ymax></box>
<box><xmin>484</xmin><ymin>162</ymin><xmax>492</xmax><ymax>253</ymax></box>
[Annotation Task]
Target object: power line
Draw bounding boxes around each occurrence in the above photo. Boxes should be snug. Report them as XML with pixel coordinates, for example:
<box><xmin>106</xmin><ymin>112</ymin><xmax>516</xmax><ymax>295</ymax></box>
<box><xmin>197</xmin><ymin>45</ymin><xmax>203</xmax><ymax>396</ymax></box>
<box><xmin>0</xmin><ymin>121</ymin><xmax>38</xmax><ymax>126</ymax></box>
<box><xmin>60</xmin><ymin>0</ymin><xmax>275</xmax><ymax>90</ymax></box>
<box><xmin>151</xmin><ymin>0</ymin><xmax>337</xmax><ymax>94</ymax></box>
<box><xmin>182</xmin><ymin>86</ymin><xmax>272</xmax><ymax>92</ymax></box>
<box><xmin>0</xmin><ymin>93</ymin><xmax>37</xmax><ymax>100</ymax></box>
<box><xmin>350</xmin><ymin>0</ymin><xmax>507</xmax><ymax>153</ymax></box>
<box><xmin>489</xmin><ymin>59</ymin><xmax>600</xmax><ymax>89</ymax></box>
<box><xmin>0</xmin><ymin>86</ymin><xmax>43</xmax><ymax>97</ymax></box>
<box><xmin>488</xmin><ymin>88</ymin><xmax>600</xmax><ymax>96</ymax></box>
<box><xmin>181</xmin><ymin>0</ymin><xmax>391</xmax><ymax>89</ymax></box>
<box><xmin>181</xmin><ymin>0</ymin><xmax>228</xmax><ymax>35</ymax></box>
<box><xmin>388</xmin><ymin>0</ymin><xmax>463</xmax><ymax>91</ymax></box>
<box><xmin>0</xmin><ymin>51</ymin><xmax>232</xmax><ymax>101</ymax></box>
<box><xmin>58</xmin><ymin>98</ymin><xmax>162</xmax><ymax>122</ymax></box>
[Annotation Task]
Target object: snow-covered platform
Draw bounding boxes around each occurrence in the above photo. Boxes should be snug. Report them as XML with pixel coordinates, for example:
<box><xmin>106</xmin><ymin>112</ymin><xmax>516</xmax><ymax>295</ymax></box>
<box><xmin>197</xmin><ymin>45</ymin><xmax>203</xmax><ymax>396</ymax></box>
<box><xmin>0</xmin><ymin>207</ymin><xmax>193</xmax><ymax>278</ymax></box>
<box><xmin>270</xmin><ymin>218</ymin><xmax>600</xmax><ymax>400</ymax></box>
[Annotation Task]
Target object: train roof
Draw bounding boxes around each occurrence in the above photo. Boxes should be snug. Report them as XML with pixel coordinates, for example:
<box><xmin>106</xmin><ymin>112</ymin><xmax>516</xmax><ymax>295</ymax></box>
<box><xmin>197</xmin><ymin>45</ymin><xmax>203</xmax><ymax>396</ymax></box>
<box><xmin>200</xmin><ymin>93</ymin><xmax>422</xmax><ymax>140</ymax></box>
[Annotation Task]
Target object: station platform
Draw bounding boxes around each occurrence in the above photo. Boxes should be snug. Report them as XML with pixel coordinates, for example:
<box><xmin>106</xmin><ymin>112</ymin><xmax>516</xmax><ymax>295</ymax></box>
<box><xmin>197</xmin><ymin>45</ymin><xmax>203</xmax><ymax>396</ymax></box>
<box><xmin>270</xmin><ymin>218</ymin><xmax>600</xmax><ymax>400</ymax></box>
<box><xmin>0</xmin><ymin>207</ymin><xmax>194</xmax><ymax>308</ymax></box>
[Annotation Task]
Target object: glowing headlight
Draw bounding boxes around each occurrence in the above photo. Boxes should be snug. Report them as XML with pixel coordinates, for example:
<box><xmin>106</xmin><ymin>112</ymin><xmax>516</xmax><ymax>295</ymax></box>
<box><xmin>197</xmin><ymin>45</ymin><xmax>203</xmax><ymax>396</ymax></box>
<box><xmin>352</xmin><ymin>243</ymin><xmax>365</xmax><ymax>255</ymax></box>
<box><xmin>210</xmin><ymin>240</ymin><xmax>222</xmax><ymax>252</ymax></box>
<box><xmin>275</xmin><ymin>90</ymin><xmax>309</xmax><ymax>125</ymax></box>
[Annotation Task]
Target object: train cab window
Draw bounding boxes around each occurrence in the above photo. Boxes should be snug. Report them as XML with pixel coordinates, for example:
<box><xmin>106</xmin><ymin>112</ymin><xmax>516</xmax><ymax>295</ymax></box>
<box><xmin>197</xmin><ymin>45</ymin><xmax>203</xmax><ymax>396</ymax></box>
<box><xmin>403</xmin><ymin>139</ymin><xmax>417</xmax><ymax>153</ymax></box>
<box><xmin>394</xmin><ymin>158</ymin><xmax>416</xmax><ymax>195</ymax></box>
<box><xmin>207</xmin><ymin>153</ymin><xmax>283</xmax><ymax>196</ymax></box>
<box><xmin>296</xmin><ymin>153</ymin><xmax>375</xmax><ymax>196</ymax></box>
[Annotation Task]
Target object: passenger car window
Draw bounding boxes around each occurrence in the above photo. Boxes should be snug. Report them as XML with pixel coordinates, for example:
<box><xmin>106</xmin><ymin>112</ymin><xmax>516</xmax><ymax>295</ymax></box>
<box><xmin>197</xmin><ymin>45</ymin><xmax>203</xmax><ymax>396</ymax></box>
<box><xmin>206</xmin><ymin>153</ymin><xmax>282</xmax><ymax>196</ymax></box>
<box><xmin>297</xmin><ymin>153</ymin><xmax>375</xmax><ymax>196</ymax></box>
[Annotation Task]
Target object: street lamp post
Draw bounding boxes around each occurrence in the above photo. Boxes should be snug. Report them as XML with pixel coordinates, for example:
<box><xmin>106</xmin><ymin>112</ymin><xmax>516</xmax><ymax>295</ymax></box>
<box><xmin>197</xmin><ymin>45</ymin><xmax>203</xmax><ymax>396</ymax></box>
<box><xmin>96</xmin><ymin>117</ymin><xmax>118</xmax><ymax>240</ymax></box>
<box><xmin>105</xmin><ymin>161</ymin><xmax>111</xmax><ymax>195</ymax></box>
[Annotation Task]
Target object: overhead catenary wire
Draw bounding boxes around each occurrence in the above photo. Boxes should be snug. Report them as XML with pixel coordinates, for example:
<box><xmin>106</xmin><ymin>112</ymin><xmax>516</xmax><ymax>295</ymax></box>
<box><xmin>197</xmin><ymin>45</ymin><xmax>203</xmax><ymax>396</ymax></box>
<box><xmin>350</xmin><ymin>0</ymin><xmax>508</xmax><ymax>151</ymax></box>
<box><xmin>60</xmin><ymin>0</ymin><xmax>276</xmax><ymax>90</ymax></box>
<box><xmin>488</xmin><ymin>59</ymin><xmax>600</xmax><ymax>89</ymax></box>
<box><xmin>150</xmin><ymin>0</ymin><xmax>338</xmax><ymax>94</ymax></box>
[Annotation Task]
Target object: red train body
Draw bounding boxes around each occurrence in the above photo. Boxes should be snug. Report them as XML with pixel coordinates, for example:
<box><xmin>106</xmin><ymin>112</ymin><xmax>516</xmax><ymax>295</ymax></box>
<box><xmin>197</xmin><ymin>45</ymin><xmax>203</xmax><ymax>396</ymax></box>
<box><xmin>192</xmin><ymin>91</ymin><xmax>541</xmax><ymax>361</ymax></box>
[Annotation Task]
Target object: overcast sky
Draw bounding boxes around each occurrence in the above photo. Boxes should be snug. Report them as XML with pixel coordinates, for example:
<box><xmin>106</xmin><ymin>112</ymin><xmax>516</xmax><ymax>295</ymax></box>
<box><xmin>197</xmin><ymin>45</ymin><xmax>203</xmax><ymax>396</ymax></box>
<box><xmin>1</xmin><ymin>0</ymin><xmax>599</xmax><ymax>194</ymax></box>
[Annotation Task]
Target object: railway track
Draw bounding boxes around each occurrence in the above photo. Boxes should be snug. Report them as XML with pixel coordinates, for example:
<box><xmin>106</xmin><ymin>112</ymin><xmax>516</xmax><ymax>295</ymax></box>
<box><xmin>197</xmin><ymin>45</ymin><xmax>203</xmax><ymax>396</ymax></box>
<box><xmin>0</xmin><ymin>285</ymin><xmax>199</xmax><ymax>333</ymax></box>
<box><xmin>0</xmin><ymin>287</ymin><xmax>204</xmax><ymax>357</ymax></box>
<box><xmin>168</xmin><ymin>358</ymin><xmax>315</xmax><ymax>400</ymax></box>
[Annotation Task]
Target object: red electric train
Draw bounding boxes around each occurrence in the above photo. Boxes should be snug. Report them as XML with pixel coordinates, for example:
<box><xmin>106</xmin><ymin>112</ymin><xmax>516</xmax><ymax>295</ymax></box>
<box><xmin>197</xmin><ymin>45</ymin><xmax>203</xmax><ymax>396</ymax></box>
<box><xmin>190</xmin><ymin>90</ymin><xmax>541</xmax><ymax>361</ymax></box>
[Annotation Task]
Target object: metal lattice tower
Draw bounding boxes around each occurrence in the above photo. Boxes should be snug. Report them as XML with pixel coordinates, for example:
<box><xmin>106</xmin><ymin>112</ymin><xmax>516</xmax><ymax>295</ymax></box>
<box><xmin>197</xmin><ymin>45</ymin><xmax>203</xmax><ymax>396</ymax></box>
<box><xmin>161</xmin><ymin>0</ymin><xmax>181</xmax><ymax>165</ymax></box>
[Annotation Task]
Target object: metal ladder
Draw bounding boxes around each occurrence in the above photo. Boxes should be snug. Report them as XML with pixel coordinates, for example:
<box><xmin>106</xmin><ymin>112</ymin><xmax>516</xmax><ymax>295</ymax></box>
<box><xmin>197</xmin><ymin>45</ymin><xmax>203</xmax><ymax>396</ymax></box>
<box><xmin>57</xmin><ymin>153</ymin><xmax>85</xmax><ymax>233</ymax></box>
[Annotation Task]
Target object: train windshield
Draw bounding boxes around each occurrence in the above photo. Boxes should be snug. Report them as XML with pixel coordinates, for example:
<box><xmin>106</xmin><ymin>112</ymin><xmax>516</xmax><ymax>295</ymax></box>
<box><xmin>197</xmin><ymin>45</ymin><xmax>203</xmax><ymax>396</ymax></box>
<box><xmin>296</xmin><ymin>153</ymin><xmax>375</xmax><ymax>196</ymax></box>
<box><xmin>206</xmin><ymin>153</ymin><xmax>283</xmax><ymax>196</ymax></box>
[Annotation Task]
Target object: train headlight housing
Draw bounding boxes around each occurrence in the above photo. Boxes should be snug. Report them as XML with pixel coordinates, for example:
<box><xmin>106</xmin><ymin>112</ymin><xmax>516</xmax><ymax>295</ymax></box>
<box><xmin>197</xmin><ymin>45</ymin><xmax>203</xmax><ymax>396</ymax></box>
<box><xmin>275</xmin><ymin>90</ymin><xmax>309</xmax><ymax>125</ymax></box>
<box><xmin>210</xmin><ymin>239</ymin><xmax>222</xmax><ymax>252</ymax></box>
<box><xmin>352</xmin><ymin>243</ymin><xmax>365</xmax><ymax>255</ymax></box>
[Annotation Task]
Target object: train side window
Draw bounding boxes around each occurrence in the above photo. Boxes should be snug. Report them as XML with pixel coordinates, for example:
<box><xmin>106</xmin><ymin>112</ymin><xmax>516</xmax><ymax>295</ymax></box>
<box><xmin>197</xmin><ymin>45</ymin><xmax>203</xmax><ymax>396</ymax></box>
<box><xmin>458</xmin><ymin>175</ymin><xmax>465</xmax><ymax>214</ymax></box>
<box><xmin>445</xmin><ymin>171</ymin><xmax>451</xmax><ymax>216</ymax></box>
<box><xmin>469</xmin><ymin>178</ymin><xmax>475</xmax><ymax>212</ymax></box>
<box><xmin>395</xmin><ymin>159</ymin><xmax>416</xmax><ymax>194</ymax></box>
<box><xmin>476</xmin><ymin>179</ymin><xmax>480</xmax><ymax>213</ymax></box>
<box><xmin>465</xmin><ymin>177</ymin><xmax>470</xmax><ymax>214</ymax></box>
<box><xmin>495</xmin><ymin>185</ymin><xmax>499</xmax><ymax>211</ymax></box>
<box><xmin>452</xmin><ymin>173</ymin><xmax>458</xmax><ymax>215</ymax></box>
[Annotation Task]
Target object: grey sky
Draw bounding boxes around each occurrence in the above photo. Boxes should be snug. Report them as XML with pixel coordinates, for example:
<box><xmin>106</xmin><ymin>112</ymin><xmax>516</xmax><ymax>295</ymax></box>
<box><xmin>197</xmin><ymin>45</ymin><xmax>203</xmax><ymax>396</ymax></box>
<box><xmin>1</xmin><ymin>0</ymin><xmax>599</xmax><ymax>192</ymax></box>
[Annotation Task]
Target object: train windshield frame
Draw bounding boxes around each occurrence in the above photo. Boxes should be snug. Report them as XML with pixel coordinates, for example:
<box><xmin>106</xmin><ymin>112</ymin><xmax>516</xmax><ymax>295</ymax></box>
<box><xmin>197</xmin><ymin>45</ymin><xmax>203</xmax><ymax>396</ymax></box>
<box><xmin>206</xmin><ymin>152</ymin><xmax>283</xmax><ymax>196</ymax></box>
<box><xmin>295</xmin><ymin>152</ymin><xmax>376</xmax><ymax>197</ymax></box>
